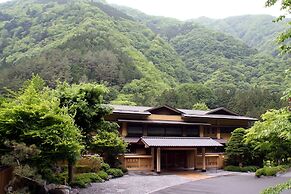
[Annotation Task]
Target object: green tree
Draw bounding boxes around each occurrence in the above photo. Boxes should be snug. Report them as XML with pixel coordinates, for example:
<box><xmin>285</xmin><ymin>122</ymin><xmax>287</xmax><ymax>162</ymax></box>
<box><xmin>265</xmin><ymin>0</ymin><xmax>291</xmax><ymax>53</ymax></box>
<box><xmin>225</xmin><ymin>128</ymin><xmax>252</xmax><ymax>166</ymax></box>
<box><xmin>192</xmin><ymin>102</ymin><xmax>209</xmax><ymax>110</ymax></box>
<box><xmin>56</xmin><ymin>82</ymin><xmax>126</xmax><ymax>166</ymax></box>
<box><xmin>245</xmin><ymin>108</ymin><xmax>291</xmax><ymax>164</ymax></box>
<box><xmin>0</xmin><ymin>76</ymin><xmax>83</xmax><ymax>183</ymax></box>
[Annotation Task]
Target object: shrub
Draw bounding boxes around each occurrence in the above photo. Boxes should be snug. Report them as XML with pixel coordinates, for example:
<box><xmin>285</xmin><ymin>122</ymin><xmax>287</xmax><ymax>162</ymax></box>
<box><xmin>107</xmin><ymin>168</ymin><xmax>123</xmax><ymax>178</ymax></box>
<box><xmin>118</xmin><ymin>166</ymin><xmax>128</xmax><ymax>173</ymax></box>
<box><xmin>224</xmin><ymin>165</ymin><xmax>259</xmax><ymax>172</ymax></box>
<box><xmin>262</xmin><ymin>179</ymin><xmax>291</xmax><ymax>194</ymax></box>
<box><xmin>224</xmin><ymin>165</ymin><xmax>241</xmax><ymax>172</ymax></box>
<box><xmin>71</xmin><ymin>173</ymin><xmax>102</xmax><ymax>188</ymax></box>
<box><xmin>98</xmin><ymin>170</ymin><xmax>109</xmax><ymax>180</ymax></box>
<box><xmin>101</xmin><ymin>163</ymin><xmax>110</xmax><ymax>172</ymax></box>
<box><xmin>255</xmin><ymin>166</ymin><xmax>288</xmax><ymax>177</ymax></box>
<box><xmin>75</xmin><ymin>165</ymin><xmax>93</xmax><ymax>173</ymax></box>
<box><xmin>76</xmin><ymin>156</ymin><xmax>103</xmax><ymax>172</ymax></box>
<box><xmin>241</xmin><ymin>166</ymin><xmax>259</xmax><ymax>172</ymax></box>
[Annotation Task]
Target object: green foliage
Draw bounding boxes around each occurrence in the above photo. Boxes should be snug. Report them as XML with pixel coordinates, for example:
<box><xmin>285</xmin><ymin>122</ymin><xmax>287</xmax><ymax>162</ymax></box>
<box><xmin>194</xmin><ymin>15</ymin><xmax>288</xmax><ymax>55</ymax></box>
<box><xmin>224</xmin><ymin>165</ymin><xmax>259</xmax><ymax>172</ymax></box>
<box><xmin>0</xmin><ymin>76</ymin><xmax>83</xmax><ymax>183</ymax></box>
<box><xmin>107</xmin><ymin>168</ymin><xmax>124</xmax><ymax>178</ymax></box>
<box><xmin>157</xmin><ymin>83</ymin><xmax>216</xmax><ymax>109</ymax></box>
<box><xmin>91</xmin><ymin>131</ymin><xmax>127</xmax><ymax>166</ymax></box>
<box><xmin>265</xmin><ymin>0</ymin><xmax>291</xmax><ymax>54</ymax></box>
<box><xmin>255</xmin><ymin>166</ymin><xmax>288</xmax><ymax>177</ymax></box>
<box><xmin>100</xmin><ymin>162</ymin><xmax>110</xmax><ymax>172</ymax></box>
<box><xmin>245</xmin><ymin>108</ymin><xmax>291</xmax><ymax>164</ymax></box>
<box><xmin>261</xmin><ymin>179</ymin><xmax>291</xmax><ymax>194</ymax></box>
<box><xmin>192</xmin><ymin>102</ymin><xmax>209</xmax><ymax>110</ymax></box>
<box><xmin>71</xmin><ymin>173</ymin><xmax>103</xmax><ymax>188</ymax></box>
<box><xmin>225</xmin><ymin>128</ymin><xmax>254</xmax><ymax>166</ymax></box>
<box><xmin>97</xmin><ymin>170</ymin><xmax>109</xmax><ymax>180</ymax></box>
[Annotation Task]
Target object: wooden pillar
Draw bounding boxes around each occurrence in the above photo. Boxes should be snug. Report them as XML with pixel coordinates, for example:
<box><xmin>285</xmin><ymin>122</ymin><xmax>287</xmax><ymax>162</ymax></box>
<box><xmin>156</xmin><ymin>147</ymin><xmax>161</xmax><ymax>173</ymax></box>
<box><xmin>182</xmin><ymin>126</ymin><xmax>186</xmax><ymax>137</ymax></box>
<box><xmin>217</xmin><ymin>128</ymin><xmax>221</xmax><ymax>139</ymax></box>
<box><xmin>194</xmin><ymin>148</ymin><xmax>197</xmax><ymax>170</ymax></box>
<box><xmin>121</xmin><ymin>122</ymin><xmax>127</xmax><ymax>137</ymax></box>
<box><xmin>199</xmin><ymin>126</ymin><xmax>204</xmax><ymax>137</ymax></box>
<box><xmin>143</xmin><ymin>124</ymin><xmax>148</xmax><ymax>136</ymax></box>
<box><xmin>151</xmin><ymin>147</ymin><xmax>155</xmax><ymax>171</ymax></box>
<box><xmin>202</xmin><ymin>147</ymin><xmax>206</xmax><ymax>172</ymax></box>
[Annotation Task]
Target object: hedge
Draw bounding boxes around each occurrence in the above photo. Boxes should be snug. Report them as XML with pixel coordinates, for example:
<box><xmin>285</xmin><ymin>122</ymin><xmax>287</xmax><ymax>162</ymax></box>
<box><xmin>71</xmin><ymin>173</ymin><xmax>103</xmax><ymax>188</ymax></box>
<box><xmin>107</xmin><ymin>168</ymin><xmax>124</xmax><ymax>178</ymax></box>
<box><xmin>224</xmin><ymin>165</ymin><xmax>259</xmax><ymax>172</ymax></box>
<box><xmin>255</xmin><ymin>166</ymin><xmax>288</xmax><ymax>177</ymax></box>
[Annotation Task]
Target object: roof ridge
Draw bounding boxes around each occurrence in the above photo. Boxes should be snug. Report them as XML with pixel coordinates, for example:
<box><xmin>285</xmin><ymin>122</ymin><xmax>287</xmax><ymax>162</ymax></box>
<box><xmin>141</xmin><ymin>136</ymin><xmax>211</xmax><ymax>139</ymax></box>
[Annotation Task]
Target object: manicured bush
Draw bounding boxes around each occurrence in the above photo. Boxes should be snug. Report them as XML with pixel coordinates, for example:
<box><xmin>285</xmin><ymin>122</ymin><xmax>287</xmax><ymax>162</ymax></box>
<box><xmin>118</xmin><ymin>166</ymin><xmax>128</xmax><ymax>173</ymax></box>
<box><xmin>101</xmin><ymin>163</ymin><xmax>110</xmax><ymax>172</ymax></box>
<box><xmin>255</xmin><ymin>166</ymin><xmax>288</xmax><ymax>177</ymax></box>
<box><xmin>107</xmin><ymin>168</ymin><xmax>123</xmax><ymax>178</ymax></box>
<box><xmin>241</xmin><ymin>166</ymin><xmax>259</xmax><ymax>172</ymax></box>
<box><xmin>75</xmin><ymin>165</ymin><xmax>93</xmax><ymax>173</ymax></box>
<box><xmin>224</xmin><ymin>165</ymin><xmax>259</xmax><ymax>172</ymax></box>
<box><xmin>98</xmin><ymin>170</ymin><xmax>109</xmax><ymax>180</ymax></box>
<box><xmin>224</xmin><ymin>165</ymin><xmax>241</xmax><ymax>172</ymax></box>
<box><xmin>71</xmin><ymin>173</ymin><xmax>103</xmax><ymax>188</ymax></box>
<box><xmin>262</xmin><ymin>179</ymin><xmax>291</xmax><ymax>194</ymax></box>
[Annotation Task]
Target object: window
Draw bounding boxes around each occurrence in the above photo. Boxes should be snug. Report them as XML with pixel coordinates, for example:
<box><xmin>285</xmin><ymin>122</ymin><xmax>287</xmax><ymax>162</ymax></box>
<box><xmin>220</xmin><ymin>127</ymin><xmax>236</xmax><ymax>133</ymax></box>
<box><xmin>127</xmin><ymin>124</ymin><xmax>143</xmax><ymax>137</ymax></box>
<box><xmin>185</xmin><ymin>126</ymin><xmax>199</xmax><ymax>137</ymax></box>
<box><xmin>147</xmin><ymin>126</ymin><xmax>165</xmax><ymax>136</ymax></box>
<box><xmin>165</xmin><ymin>126</ymin><xmax>182</xmax><ymax>136</ymax></box>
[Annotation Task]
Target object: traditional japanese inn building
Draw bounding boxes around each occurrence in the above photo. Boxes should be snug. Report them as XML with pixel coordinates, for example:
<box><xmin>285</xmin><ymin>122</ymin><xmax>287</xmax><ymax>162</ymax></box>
<box><xmin>106</xmin><ymin>105</ymin><xmax>257</xmax><ymax>172</ymax></box>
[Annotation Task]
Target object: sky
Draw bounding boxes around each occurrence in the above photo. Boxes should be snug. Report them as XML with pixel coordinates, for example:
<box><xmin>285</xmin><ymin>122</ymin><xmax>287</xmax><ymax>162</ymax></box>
<box><xmin>106</xmin><ymin>0</ymin><xmax>282</xmax><ymax>20</ymax></box>
<box><xmin>0</xmin><ymin>0</ymin><xmax>283</xmax><ymax>20</ymax></box>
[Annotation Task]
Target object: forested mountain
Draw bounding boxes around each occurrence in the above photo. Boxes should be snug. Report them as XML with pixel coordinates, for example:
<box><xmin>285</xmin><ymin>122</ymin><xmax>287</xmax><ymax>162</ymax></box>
<box><xmin>0</xmin><ymin>0</ymin><xmax>190</xmax><ymax>90</ymax></box>
<box><xmin>193</xmin><ymin>15</ymin><xmax>289</xmax><ymax>56</ymax></box>
<box><xmin>115</xmin><ymin>5</ymin><xmax>290</xmax><ymax>91</ymax></box>
<box><xmin>0</xmin><ymin>0</ymin><xmax>289</xmax><ymax>117</ymax></box>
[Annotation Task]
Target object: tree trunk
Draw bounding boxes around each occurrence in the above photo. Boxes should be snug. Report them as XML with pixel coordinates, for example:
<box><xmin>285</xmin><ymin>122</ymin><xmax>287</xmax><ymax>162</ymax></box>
<box><xmin>68</xmin><ymin>161</ymin><xmax>74</xmax><ymax>183</ymax></box>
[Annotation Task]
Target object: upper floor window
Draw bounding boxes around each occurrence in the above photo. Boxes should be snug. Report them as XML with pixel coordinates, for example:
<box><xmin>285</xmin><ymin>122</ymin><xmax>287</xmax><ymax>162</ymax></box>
<box><xmin>184</xmin><ymin>126</ymin><xmax>199</xmax><ymax>137</ymax></box>
<box><xmin>127</xmin><ymin>124</ymin><xmax>143</xmax><ymax>137</ymax></box>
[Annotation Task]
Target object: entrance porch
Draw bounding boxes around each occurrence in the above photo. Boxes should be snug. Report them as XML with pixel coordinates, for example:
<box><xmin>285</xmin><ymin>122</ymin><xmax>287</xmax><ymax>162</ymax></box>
<box><xmin>121</xmin><ymin>137</ymin><xmax>224</xmax><ymax>172</ymax></box>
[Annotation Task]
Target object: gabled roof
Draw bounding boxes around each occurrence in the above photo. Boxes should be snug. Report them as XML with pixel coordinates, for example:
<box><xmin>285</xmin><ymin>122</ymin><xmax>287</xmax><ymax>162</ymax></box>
<box><xmin>140</xmin><ymin>137</ymin><xmax>223</xmax><ymax>147</ymax></box>
<box><xmin>146</xmin><ymin>105</ymin><xmax>184</xmax><ymax>115</ymax></box>
<box><xmin>206</xmin><ymin>107</ymin><xmax>239</xmax><ymax>116</ymax></box>
<box><xmin>109</xmin><ymin>105</ymin><xmax>257</xmax><ymax>121</ymax></box>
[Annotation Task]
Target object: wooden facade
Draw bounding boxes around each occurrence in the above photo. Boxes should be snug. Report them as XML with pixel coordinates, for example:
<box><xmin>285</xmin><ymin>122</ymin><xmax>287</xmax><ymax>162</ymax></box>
<box><xmin>107</xmin><ymin>105</ymin><xmax>256</xmax><ymax>172</ymax></box>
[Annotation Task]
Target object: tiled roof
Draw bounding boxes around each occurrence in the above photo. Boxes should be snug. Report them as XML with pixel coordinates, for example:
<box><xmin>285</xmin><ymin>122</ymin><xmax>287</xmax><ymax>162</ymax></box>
<box><xmin>123</xmin><ymin>137</ymin><xmax>140</xmax><ymax>143</ymax></box>
<box><xmin>118</xmin><ymin>119</ymin><xmax>210</xmax><ymax>126</ymax></box>
<box><xmin>140</xmin><ymin>137</ymin><xmax>223</xmax><ymax>147</ymax></box>
<box><xmin>109</xmin><ymin>104</ymin><xmax>257</xmax><ymax>121</ymax></box>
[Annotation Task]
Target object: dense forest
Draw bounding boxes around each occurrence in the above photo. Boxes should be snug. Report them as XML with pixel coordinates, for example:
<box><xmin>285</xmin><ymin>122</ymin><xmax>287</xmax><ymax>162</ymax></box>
<box><xmin>0</xmin><ymin>0</ymin><xmax>290</xmax><ymax>118</ymax></box>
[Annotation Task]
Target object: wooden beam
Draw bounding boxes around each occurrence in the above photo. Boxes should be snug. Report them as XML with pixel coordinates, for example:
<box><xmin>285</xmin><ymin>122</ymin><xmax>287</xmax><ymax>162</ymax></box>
<box><xmin>194</xmin><ymin>148</ymin><xmax>197</xmax><ymax>170</ymax></box>
<box><xmin>202</xmin><ymin>147</ymin><xmax>206</xmax><ymax>172</ymax></box>
<box><xmin>217</xmin><ymin>127</ymin><xmax>221</xmax><ymax>139</ymax></box>
<box><xmin>121</xmin><ymin>122</ymin><xmax>127</xmax><ymax>137</ymax></box>
<box><xmin>151</xmin><ymin>147</ymin><xmax>155</xmax><ymax>171</ymax></box>
<box><xmin>156</xmin><ymin>147</ymin><xmax>161</xmax><ymax>173</ymax></box>
<box><xmin>199</xmin><ymin>125</ymin><xmax>204</xmax><ymax>137</ymax></box>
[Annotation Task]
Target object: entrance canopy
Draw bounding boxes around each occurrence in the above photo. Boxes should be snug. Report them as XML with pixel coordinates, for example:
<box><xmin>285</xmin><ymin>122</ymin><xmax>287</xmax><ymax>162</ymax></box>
<box><xmin>140</xmin><ymin>137</ymin><xmax>223</xmax><ymax>148</ymax></box>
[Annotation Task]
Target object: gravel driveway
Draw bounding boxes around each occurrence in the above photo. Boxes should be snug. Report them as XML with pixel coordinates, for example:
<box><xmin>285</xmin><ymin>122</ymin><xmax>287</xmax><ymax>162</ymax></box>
<box><xmin>78</xmin><ymin>172</ymin><xmax>190</xmax><ymax>194</ymax></box>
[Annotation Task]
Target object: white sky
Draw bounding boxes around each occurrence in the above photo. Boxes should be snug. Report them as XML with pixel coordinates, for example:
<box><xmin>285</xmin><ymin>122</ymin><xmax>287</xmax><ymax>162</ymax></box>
<box><xmin>107</xmin><ymin>0</ymin><xmax>283</xmax><ymax>20</ymax></box>
<box><xmin>0</xmin><ymin>0</ymin><xmax>283</xmax><ymax>20</ymax></box>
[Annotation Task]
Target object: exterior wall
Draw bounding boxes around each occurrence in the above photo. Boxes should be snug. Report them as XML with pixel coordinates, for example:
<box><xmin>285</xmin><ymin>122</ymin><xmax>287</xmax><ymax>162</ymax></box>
<box><xmin>120</xmin><ymin>150</ymin><xmax>225</xmax><ymax>171</ymax></box>
<box><xmin>148</xmin><ymin>114</ymin><xmax>183</xmax><ymax>121</ymax></box>
<box><xmin>196</xmin><ymin>154</ymin><xmax>224</xmax><ymax>169</ymax></box>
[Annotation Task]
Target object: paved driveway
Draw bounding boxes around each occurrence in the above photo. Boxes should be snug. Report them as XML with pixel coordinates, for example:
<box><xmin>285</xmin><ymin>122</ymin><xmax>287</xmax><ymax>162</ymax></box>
<box><xmin>152</xmin><ymin>174</ymin><xmax>290</xmax><ymax>194</ymax></box>
<box><xmin>78</xmin><ymin>171</ymin><xmax>291</xmax><ymax>194</ymax></box>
